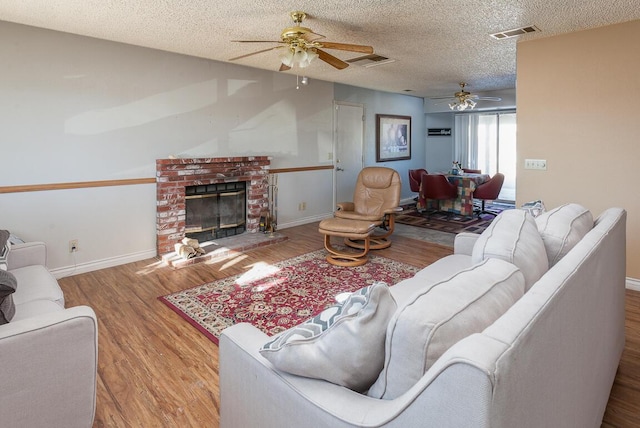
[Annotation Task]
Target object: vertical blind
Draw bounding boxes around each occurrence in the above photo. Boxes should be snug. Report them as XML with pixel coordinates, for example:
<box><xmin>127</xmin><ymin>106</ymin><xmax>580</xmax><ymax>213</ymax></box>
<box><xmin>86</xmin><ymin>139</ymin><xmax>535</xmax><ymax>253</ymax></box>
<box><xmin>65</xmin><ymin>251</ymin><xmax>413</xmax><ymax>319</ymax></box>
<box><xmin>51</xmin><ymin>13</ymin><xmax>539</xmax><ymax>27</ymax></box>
<box><xmin>454</xmin><ymin>110</ymin><xmax>517</xmax><ymax>201</ymax></box>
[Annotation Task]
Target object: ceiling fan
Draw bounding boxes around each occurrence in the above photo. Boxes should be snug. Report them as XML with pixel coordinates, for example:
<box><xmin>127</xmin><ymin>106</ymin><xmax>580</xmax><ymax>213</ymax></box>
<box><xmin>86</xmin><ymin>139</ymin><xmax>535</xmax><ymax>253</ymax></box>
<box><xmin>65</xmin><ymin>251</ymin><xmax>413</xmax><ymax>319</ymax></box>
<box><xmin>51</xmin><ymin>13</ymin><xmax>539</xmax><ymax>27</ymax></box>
<box><xmin>430</xmin><ymin>83</ymin><xmax>502</xmax><ymax>111</ymax></box>
<box><xmin>229</xmin><ymin>11</ymin><xmax>374</xmax><ymax>71</ymax></box>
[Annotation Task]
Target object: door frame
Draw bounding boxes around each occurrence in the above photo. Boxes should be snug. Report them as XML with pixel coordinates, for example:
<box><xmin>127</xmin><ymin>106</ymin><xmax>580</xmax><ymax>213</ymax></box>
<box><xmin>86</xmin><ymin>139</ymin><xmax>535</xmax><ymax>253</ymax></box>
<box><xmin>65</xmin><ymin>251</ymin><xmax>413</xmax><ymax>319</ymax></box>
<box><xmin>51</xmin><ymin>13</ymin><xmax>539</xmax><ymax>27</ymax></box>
<box><xmin>333</xmin><ymin>101</ymin><xmax>365</xmax><ymax>207</ymax></box>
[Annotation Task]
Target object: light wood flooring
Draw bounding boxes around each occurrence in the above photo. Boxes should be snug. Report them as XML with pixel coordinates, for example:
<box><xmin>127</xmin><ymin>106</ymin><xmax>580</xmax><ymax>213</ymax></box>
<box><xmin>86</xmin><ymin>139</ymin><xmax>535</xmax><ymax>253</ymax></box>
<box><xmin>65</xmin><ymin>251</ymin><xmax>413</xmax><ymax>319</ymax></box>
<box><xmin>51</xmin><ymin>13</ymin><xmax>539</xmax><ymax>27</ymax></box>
<box><xmin>58</xmin><ymin>222</ymin><xmax>640</xmax><ymax>427</ymax></box>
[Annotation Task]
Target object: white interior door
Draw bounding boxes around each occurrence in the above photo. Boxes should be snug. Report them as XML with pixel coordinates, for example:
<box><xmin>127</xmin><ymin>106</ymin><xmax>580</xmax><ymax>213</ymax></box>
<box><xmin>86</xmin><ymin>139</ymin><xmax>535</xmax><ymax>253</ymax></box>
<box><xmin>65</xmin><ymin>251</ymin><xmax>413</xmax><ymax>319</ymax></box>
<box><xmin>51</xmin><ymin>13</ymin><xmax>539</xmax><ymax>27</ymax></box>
<box><xmin>334</xmin><ymin>102</ymin><xmax>364</xmax><ymax>204</ymax></box>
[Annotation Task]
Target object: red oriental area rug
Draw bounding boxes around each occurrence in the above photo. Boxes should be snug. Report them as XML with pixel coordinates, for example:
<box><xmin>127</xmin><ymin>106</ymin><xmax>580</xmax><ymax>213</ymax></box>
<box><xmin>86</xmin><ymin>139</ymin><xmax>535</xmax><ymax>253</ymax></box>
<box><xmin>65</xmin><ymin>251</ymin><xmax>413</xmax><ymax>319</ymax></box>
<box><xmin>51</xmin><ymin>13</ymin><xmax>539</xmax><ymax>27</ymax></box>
<box><xmin>159</xmin><ymin>249</ymin><xmax>420</xmax><ymax>344</ymax></box>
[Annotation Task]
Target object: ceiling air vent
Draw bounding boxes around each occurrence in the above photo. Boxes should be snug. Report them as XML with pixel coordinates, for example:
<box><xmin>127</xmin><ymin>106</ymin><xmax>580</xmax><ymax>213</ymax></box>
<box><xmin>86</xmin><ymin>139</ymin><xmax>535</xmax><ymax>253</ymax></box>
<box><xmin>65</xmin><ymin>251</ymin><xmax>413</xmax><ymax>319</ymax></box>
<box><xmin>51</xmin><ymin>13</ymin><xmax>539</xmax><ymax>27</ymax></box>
<box><xmin>346</xmin><ymin>54</ymin><xmax>396</xmax><ymax>68</ymax></box>
<box><xmin>490</xmin><ymin>25</ymin><xmax>540</xmax><ymax>40</ymax></box>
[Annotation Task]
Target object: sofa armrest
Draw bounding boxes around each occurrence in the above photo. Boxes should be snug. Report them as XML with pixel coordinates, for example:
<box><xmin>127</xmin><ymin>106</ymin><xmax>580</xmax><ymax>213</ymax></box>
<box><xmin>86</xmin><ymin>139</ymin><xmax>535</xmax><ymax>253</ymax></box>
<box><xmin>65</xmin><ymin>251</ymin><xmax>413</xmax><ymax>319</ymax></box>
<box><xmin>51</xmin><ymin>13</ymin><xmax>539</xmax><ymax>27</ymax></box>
<box><xmin>0</xmin><ymin>306</ymin><xmax>98</xmax><ymax>428</ymax></box>
<box><xmin>220</xmin><ymin>323</ymin><xmax>390</xmax><ymax>428</ymax></box>
<box><xmin>7</xmin><ymin>241</ymin><xmax>47</xmax><ymax>270</ymax></box>
<box><xmin>453</xmin><ymin>233</ymin><xmax>480</xmax><ymax>255</ymax></box>
<box><xmin>220</xmin><ymin>323</ymin><xmax>495</xmax><ymax>428</ymax></box>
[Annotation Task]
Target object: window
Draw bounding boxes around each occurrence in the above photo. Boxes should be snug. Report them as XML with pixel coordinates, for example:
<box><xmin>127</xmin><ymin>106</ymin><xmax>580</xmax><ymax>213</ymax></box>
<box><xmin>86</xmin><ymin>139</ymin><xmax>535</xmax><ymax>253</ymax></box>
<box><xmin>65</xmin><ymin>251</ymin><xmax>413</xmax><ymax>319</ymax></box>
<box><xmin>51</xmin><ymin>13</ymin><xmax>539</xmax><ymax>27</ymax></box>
<box><xmin>454</xmin><ymin>111</ymin><xmax>516</xmax><ymax>201</ymax></box>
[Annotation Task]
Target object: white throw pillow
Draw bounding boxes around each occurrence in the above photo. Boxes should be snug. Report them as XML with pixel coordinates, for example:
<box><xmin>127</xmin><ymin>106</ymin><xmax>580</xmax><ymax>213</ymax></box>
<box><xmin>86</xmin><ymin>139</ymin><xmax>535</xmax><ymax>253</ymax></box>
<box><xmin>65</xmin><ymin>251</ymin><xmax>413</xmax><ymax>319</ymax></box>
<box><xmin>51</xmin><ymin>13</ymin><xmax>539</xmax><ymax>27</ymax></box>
<box><xmin>259</xmin><ymin>281</ymin><xmax>396</xmax><ymax>392</ymax></box>
<box><xmin>472</xmin><ymin>209</ymin><xmax>548</xmax><ymax>291</ymax></box>
<box><xmin>535</xmin><ymin>203</ymin><xmax>593</xmax><ymax>267</ymax></box>
<box><xmin>367</xmin><ymin>258</ymin><xmax>524</xmax><ymax>400</ymax></box>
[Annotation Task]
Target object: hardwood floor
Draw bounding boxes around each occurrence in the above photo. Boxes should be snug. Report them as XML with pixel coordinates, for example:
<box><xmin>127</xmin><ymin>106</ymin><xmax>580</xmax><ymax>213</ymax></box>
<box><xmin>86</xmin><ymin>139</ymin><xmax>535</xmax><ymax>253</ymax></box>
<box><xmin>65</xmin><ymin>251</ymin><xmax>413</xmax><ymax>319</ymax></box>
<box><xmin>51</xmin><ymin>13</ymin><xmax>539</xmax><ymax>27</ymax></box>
<box><xmin>604</xmin><ymin>288</ymin><xmax>640</xmax><ymax>427</ymax></box>
<box><xmin>58</xmin><ymin>222</ymin><xmax>640</xmax><ymax>427</ymax></box>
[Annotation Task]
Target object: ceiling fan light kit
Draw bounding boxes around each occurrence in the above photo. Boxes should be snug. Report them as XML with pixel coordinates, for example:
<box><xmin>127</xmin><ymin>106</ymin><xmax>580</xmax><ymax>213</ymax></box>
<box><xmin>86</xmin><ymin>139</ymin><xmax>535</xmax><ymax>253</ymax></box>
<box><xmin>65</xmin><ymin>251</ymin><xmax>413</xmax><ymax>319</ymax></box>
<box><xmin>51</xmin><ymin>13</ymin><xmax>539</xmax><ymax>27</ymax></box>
<box><xmin>280</xmin><ymin>46</ymin><xmax>318</xmax><ymax>68</ymax></box>
<box><xmin>431</xmin><ymin>82</ymin><xmax>502</xmax><ymax>111</ymax></box>
<box><xmin>449</xmin><ymin>98</ymin><xmax>476</xmax><ymax>111</ymax></box>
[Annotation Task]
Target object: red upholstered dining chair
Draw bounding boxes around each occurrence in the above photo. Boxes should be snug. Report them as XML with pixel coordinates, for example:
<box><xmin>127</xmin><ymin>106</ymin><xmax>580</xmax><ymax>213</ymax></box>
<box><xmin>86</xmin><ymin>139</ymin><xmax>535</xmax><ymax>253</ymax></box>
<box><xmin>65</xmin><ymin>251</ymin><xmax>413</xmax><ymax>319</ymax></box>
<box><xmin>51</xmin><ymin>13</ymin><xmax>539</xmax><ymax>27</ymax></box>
<box><xmin>408</xmin><ymin>169</ymin><xmax>428</xmax><ymax>200</ymax></box>
<box><xmin>473</xmin><ymin>173</ymin><xmax>505</xmax><ymax>217</ymax></box>
<box><xmin>462</xmin><ymin>168</ymin><xmax>482</xmax><ymax>174</ymax></box>
<box><xmin>421</xmin><ymin>174</ymin><xmax>458</xmax><ymax>218</ymax></box>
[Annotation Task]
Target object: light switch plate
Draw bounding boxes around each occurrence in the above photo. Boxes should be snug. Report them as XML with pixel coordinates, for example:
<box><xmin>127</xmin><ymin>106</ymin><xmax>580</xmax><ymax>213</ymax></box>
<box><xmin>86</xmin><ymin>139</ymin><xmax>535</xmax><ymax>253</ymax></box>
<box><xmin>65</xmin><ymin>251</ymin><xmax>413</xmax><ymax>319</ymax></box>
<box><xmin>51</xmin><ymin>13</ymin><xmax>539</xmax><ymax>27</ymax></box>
<box><xmin>524</xmin><ymin>159</ymin><xmax>547</xmax><ymax>170</ymax></box>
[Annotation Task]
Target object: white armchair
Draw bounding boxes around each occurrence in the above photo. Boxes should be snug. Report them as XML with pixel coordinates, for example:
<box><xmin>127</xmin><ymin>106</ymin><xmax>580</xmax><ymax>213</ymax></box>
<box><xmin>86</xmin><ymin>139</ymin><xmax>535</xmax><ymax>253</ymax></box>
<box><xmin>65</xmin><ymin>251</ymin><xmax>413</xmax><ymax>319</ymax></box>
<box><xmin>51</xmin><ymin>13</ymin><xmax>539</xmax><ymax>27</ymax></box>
<box><xmin>1</xmin><ymin>241</ymin><xmax>98</xmax><ymax>428</ymax></box>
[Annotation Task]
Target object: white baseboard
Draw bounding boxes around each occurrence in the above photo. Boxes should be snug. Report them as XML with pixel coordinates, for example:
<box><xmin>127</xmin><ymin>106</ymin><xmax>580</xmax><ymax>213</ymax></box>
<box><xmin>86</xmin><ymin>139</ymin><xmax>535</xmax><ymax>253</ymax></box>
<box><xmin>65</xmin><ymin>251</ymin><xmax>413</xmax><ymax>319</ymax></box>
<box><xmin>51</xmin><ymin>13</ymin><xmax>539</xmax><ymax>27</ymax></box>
<box><xmin>49</xmin><ymin>215</ymin><xmax>331</xmax><ymax>277</ymax></box>
<box><xmin>50</xmin><ymin>249</ymin><xmax>157</xmax><ymax>279</ymax></box>
<box><xmin>276</xmin><ymin>213</ymin><xmax>333</xmax><ymax>229</ymax></box>
<box><xmin>626</xmin><ymin>277</ymin><xmax>640</xmax><ymax>291</ymax></box>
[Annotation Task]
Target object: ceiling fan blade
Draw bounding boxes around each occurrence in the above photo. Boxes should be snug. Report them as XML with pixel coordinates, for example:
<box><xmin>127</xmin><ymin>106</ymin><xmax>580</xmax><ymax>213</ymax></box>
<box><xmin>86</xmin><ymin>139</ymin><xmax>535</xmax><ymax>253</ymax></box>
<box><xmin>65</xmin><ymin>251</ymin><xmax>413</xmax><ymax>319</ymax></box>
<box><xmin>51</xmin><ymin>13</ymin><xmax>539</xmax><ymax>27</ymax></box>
<box><xmin>316</xmin><ymin>49</ymin><xmax>349</xmax><ymax>70</ymax></box>
<box><xmin>475</xmin><ymin>96</ymin><xmax>503</xmax><ymax>101</ymax></box>
<box><xmin>229</xmin><ymin>47</ymin><xmax>279</xmax><ymax>61</ymax></box>
<box><xmin>429</xmin><ymin>96</ymin><xmax>456</xmax><ymax>100</ymax></box>
<box><xmin>279</xmin><ymin>63</ymin><xmax>292</xmax><ymax>72</ymax></box>
<box><xmin>301</xmin><ymin>31</ymin><xmax>326</xmax><ymax>42</ymax></box>
<box><xmin>318</xmin><ymin>42</ymin><xmax>373</xmax><ymax>54</ymax></box>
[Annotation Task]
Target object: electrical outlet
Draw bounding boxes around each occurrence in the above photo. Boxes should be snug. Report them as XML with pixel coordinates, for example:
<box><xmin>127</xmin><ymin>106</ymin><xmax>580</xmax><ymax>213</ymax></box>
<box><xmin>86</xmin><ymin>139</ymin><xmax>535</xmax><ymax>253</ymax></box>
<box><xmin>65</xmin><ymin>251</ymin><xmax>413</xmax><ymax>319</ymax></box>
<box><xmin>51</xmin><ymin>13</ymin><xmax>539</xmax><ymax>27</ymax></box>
<box><xmin>524</xmin><ymin>159</ymin><xmax>547</xmax><ymax>170</ymax></box>
<box><xmin>298</xmin><ymin>202</ymin><xmax>307</xmax><ymax>211</ymax></box>
<box><xmin>69</xmin><ymin>239</ymin><xmax>78</xmax><ymax>253</ymax></box>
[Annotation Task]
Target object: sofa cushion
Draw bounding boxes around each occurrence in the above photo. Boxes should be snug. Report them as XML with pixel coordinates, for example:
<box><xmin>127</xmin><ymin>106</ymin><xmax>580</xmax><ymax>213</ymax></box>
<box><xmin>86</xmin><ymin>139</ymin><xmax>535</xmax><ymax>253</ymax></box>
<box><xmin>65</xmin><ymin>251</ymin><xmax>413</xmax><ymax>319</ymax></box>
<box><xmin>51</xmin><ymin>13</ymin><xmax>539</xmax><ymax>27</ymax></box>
<box><xmin>12</xmin><ymin>299</ymin><xmax>65</xmax><ymax>322</ymax></box>
<box><xmin>367</xmin><ymin>258</ymin><xmax>525</xmax><ymax>400</ymax></box>
<box><xmin>259</xmin><ymin>281</ymin><xmax>396</xmax><ymax>392</ymax></box>
<box><xmin>472</xmin><ymin>209</ymin><xmax>548</xmax><ymax>291</ymax></box>
<box><xmin>535</xmin><ymin>203</ymin><xmax>593</xmax><ymax>267</ymax></box>
<box><xmin>391</xmin><ymin>254</ymin><xmax>473</xmax><ymax>307</ymax></box>
<box><xmin>0</xmin><ymin>269</ymin><xmax>17</xmax><ymax>324</ymax></box>
<box><xmin>10</xmin><ymin>265</ymin><xmax>65</xmax><ymax>307</ymax></box>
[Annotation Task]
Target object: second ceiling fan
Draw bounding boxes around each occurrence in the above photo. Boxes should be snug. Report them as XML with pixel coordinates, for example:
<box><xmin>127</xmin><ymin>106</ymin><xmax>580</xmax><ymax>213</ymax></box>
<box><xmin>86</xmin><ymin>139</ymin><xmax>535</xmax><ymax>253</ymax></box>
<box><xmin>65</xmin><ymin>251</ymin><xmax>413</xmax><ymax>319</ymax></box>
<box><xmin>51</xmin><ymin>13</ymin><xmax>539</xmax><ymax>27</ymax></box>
<box><xmin>431</xmin><ymin>83</ymin><xmax>503</xmax><ymax>111</ymax></box>
<box><xmin>229</xmin><ymin>11</ymin><xmax>373</xmax><ymax>71</ymax></box>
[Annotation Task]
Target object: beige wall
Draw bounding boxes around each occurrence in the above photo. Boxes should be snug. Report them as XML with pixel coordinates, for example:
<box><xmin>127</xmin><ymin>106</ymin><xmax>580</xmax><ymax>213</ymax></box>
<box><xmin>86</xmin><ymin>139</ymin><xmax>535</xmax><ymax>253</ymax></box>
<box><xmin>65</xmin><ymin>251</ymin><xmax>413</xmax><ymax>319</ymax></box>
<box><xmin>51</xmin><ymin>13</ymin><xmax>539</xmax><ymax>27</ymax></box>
<box><xmin>517</xmin><ymin>20</ymin><xmax>640</xmax><ymax>279</ymax></box>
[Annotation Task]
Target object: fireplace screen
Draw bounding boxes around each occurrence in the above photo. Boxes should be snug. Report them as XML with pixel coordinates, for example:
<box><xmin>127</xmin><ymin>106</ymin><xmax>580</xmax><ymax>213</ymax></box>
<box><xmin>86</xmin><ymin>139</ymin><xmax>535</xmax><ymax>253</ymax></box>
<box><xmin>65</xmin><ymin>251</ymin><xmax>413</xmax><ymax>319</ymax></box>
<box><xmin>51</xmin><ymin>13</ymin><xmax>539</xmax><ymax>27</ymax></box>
<box><xmin>185</xmin><ymin>182</ymin><xmax>246</xmax><ymax>242</ymax></box>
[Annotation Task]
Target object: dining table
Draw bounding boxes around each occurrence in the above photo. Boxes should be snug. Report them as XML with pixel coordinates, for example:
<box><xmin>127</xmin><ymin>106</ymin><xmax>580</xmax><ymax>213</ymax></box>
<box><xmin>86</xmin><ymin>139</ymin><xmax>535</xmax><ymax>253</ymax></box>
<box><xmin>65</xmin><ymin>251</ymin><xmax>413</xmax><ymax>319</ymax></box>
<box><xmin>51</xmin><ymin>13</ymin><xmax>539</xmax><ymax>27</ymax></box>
<box><xmin>417</xmin><ymin>172</ymin><xmax>491</xmax><ymax>217</ymax></box>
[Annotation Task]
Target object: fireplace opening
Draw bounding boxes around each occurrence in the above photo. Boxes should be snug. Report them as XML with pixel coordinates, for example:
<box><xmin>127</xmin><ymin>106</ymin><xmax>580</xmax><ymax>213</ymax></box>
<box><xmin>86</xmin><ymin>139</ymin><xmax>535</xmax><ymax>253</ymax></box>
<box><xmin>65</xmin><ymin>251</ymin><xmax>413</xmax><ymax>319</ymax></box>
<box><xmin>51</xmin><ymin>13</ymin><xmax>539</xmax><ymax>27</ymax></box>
<box><xmin>185</xmin><ymin>181</ymin><xmax>246</xmax><ymax>242</ymax></box>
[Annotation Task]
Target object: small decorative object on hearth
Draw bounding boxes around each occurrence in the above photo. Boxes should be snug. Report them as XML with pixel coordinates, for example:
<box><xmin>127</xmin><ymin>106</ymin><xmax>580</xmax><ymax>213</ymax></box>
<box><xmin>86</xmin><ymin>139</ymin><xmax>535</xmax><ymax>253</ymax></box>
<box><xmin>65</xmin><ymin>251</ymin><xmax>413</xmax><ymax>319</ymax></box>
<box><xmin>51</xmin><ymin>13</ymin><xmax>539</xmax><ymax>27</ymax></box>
<box><xmin>174</xmin><ymin>243</ymin><xmax>196</xmax><ymax>260</ymax></box>
<box><xmin>174</xmin><ymin>238</ymin><xmax>206</xmax><ymax>260</ymax></box>
<box><xmin>182</xmin><ymin>238</ymin><xmax>205</xmax><ymax>256</ymax></box>
<box><xmin>260</xmin><ymin>211</ymin><xmax>272</xmax><ymax>233</ymax></box>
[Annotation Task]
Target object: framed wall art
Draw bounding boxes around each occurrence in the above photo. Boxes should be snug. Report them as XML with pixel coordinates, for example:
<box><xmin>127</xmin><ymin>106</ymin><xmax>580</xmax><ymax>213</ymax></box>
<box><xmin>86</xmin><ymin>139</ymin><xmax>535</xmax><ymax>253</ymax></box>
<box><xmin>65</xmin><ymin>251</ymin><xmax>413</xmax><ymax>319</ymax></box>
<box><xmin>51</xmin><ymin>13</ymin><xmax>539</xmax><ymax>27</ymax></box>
<box><xmin>376</xmin><ymin>114</ymin><xmax>411</xmax><ymax>162</ymax></box>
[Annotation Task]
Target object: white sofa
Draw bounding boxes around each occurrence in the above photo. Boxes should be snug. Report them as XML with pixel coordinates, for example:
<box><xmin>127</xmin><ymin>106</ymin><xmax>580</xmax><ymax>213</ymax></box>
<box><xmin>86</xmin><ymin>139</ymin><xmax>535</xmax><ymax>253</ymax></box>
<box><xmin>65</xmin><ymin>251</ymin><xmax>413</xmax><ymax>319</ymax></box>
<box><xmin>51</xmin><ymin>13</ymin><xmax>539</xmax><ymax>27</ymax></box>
<box><xmin>219</xmin><ymin>205</ymin><xmax>626</xmax><ymax>428</ymax></box>
<box><xmin>0</xmin><ymin>241</ymin><xmax>98</xmax><ymax>428</ymax></box>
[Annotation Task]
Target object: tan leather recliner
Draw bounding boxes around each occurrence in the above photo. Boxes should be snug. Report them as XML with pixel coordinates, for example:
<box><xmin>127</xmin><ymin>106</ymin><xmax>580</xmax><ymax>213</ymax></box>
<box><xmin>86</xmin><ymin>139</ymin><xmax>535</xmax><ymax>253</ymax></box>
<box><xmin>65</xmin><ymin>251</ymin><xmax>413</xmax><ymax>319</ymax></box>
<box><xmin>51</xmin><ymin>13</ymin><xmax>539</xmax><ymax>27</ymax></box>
<box><xmin>334</xmin><ymin>166</ymin><xmax>402</xmax><ymax>249</ymax></box>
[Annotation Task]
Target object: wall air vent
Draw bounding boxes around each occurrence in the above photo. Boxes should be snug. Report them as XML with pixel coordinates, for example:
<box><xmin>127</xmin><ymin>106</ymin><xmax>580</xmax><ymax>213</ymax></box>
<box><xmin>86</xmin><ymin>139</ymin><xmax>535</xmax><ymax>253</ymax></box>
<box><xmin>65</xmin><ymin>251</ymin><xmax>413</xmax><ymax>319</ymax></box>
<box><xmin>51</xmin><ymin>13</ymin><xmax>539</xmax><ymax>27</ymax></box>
<box><xmin>346</xmin><ymin>54</ymin><xmax>396</xmax><ymax>68</ymax></box>
<box><xmin>490</xmin><ymin>25</ymin><xmax>540</xmax><ymax>40</ymax></box>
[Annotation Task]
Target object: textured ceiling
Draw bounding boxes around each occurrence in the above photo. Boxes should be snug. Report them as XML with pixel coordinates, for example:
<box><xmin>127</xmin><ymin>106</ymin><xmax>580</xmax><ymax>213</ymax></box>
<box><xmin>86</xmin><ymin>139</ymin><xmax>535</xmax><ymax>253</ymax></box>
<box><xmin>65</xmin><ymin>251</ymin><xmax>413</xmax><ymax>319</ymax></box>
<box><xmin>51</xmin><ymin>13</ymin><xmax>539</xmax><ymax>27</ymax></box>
<box><xmin>1</xmin><ymin>1</ymin><xmax>639</xmax><ymax>98</ymax></box>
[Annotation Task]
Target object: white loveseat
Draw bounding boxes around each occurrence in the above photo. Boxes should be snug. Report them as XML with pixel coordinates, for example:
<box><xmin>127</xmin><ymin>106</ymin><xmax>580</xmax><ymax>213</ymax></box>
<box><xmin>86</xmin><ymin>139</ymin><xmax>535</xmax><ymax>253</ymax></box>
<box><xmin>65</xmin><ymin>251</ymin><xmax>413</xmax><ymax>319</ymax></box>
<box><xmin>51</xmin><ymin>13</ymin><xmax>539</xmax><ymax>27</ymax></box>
<box><xmin>219</xmin><ymin>205</ymin><xmax>626</xmax><ymax>428</ymax></box>
<box><xmin>0</xmin><ymin>241</ymin><xmax>98</xmax><ymax>428</ymax></box>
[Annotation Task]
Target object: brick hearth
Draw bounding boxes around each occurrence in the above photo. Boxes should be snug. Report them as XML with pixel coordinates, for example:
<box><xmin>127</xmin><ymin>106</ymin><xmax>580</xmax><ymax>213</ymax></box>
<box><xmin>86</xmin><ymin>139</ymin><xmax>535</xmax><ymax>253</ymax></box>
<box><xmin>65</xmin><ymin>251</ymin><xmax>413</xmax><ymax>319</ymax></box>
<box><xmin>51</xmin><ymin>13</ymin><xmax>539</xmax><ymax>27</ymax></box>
<box><xmin>156</xmin><ymin>157</ymin><xmax>271</xmax><ymax>257</ymax></box>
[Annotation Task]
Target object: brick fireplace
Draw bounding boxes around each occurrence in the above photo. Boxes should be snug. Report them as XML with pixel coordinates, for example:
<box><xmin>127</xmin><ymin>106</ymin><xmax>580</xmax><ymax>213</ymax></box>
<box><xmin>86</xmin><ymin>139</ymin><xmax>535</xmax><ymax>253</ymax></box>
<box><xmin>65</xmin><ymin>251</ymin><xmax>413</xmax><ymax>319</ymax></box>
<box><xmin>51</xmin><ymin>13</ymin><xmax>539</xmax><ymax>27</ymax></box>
<box><xmin>156</xmin><ymin>157</ymin><xmax>270</xmax><ymax>256</ymax></box>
